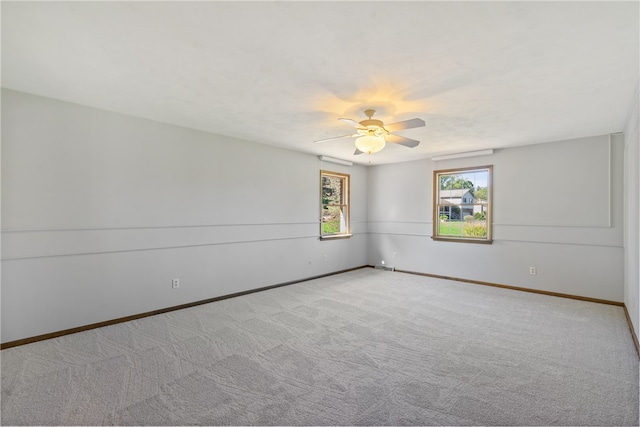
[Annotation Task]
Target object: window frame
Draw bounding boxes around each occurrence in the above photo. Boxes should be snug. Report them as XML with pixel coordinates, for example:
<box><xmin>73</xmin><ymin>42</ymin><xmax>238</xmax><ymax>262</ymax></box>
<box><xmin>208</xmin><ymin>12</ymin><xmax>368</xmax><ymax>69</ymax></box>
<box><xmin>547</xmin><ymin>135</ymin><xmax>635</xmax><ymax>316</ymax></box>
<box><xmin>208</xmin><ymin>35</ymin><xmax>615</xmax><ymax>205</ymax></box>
<box><xmin>320</xmin><ymin>170</ymin><xmax>351</xmax><ymax>240</ymax></box>
<box><xmin>432</xmin><ymin>165</ymin><xmax>493</xmax><ymax>244</ymax></box>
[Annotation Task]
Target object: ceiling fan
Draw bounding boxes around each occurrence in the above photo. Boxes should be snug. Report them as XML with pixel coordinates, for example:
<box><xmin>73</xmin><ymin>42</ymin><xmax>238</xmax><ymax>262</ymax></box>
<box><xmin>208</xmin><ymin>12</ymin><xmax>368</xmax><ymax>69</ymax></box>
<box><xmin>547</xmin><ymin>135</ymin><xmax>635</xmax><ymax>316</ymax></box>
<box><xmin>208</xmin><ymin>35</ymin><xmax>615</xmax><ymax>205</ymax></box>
<box><xmin>314</xmin><ymin>109</ymin><xmax>425</xmax><ymax>155</ymax></box>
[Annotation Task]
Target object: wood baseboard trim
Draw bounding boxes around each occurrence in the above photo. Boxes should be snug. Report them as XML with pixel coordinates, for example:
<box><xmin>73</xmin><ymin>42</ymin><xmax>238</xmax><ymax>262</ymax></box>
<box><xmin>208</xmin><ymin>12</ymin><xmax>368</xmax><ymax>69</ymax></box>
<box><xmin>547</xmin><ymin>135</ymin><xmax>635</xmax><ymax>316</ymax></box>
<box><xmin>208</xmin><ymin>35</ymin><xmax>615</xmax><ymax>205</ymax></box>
<box><xmin>387</xmin><ymin>267</ymin><xmax>624</xmax><ymax>306</ymax></box>
<box><xmin>0</xmin><ymin>265</ymin><xmax>368</xmax><ymax>350</ymax></box>
<box><xmin>622</xmin><ymin>304</ymin><xmax>640</xmax><ymax>357</ymax></box>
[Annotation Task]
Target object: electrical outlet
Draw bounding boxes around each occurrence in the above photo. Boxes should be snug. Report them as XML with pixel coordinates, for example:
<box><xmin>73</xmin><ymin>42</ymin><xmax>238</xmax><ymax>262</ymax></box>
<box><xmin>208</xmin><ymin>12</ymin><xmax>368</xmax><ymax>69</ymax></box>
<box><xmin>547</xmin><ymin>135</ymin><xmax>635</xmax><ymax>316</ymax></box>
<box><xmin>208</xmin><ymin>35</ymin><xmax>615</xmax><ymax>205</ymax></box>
<box><xmin>172</xmin><ymin>278</ymin><xmax>180</xmax><ymax>288</ymax></box>
<box><xmin>324</xmin><ymin>254</ymin><xmax>328</xmax><ymax>262</ymax></box>
<box><xmin>529</xmin><ymin>267</ymin><xmax>537</xmax><ymax>275</ymax></box>
<box><xmin>393</xmin><ymin>252</ymin><xmax>397</xmax><ymax>258</ymax></box>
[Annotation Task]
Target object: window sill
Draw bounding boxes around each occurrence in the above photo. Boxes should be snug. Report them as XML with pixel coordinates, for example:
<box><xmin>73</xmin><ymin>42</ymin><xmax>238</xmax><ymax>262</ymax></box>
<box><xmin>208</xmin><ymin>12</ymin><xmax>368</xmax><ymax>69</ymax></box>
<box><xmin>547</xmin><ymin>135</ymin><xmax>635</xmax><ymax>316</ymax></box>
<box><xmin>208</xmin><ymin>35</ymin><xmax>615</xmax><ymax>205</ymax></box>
<box><xmin>320</xmin><ymin>234</ymin><xmax>353</xmax><ymax>241</ymax></box>
<box><xmin>431</xmin><ymin>236</ymin><xmax>493</xmax><ymax>244</ymax></box>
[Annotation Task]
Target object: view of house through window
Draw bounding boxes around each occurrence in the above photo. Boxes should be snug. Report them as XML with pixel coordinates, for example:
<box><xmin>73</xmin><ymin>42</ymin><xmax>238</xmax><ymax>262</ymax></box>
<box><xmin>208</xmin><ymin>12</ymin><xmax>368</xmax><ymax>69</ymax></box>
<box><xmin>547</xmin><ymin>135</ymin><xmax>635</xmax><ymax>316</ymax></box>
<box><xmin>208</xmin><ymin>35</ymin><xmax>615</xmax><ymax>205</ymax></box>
<box><xmin>320</xmin><ymin>170</ymin><xmax>350</xmax><ymax>237</ymax></box>
<box><xmin>433</xmin><ymin>165</ymin><xmax>492</xmax><ymax>243</ymax></box>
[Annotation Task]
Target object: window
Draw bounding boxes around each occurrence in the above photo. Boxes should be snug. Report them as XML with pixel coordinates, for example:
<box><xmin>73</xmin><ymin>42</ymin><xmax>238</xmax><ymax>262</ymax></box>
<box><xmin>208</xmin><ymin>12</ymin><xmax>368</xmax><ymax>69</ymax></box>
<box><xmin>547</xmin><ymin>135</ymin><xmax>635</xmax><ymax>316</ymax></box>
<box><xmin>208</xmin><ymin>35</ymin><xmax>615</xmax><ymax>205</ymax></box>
<box><xmin>433</xmin><ymin>165</ymin><xmax>492</xmax><ymax>243</ymax></box>
<box><xmin>320</xmin><ymin>170</ymin><xmax>350</xmax><ymax>239</ymax></box>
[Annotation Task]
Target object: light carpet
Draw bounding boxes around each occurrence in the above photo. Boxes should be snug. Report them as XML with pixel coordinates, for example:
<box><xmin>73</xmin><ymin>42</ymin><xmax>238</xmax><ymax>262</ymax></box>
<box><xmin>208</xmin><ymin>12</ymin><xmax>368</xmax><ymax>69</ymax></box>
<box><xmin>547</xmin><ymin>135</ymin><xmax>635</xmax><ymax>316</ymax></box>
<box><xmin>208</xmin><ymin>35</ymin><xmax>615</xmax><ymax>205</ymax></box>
<box><xmin>1</xmin><ymin>268</ymin><xmax>638</xmax><ymax>425</ymax></box>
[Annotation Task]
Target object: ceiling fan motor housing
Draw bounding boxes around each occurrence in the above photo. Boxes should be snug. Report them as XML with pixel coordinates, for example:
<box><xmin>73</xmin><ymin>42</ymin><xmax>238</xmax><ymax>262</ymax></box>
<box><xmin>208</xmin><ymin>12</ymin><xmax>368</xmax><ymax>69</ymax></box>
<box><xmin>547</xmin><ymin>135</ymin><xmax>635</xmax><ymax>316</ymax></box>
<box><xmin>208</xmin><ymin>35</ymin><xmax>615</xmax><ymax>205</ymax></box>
<box><xmin>358</xmin><ymin>109</ymin><xmax>389</xmax><ymax>137</ymax></box>
<box><xmin>359</xmin><ymin>118</ymin><xmax>384</xmax><ymax>128</ymax></box>
<box><xmin>358</xmin><ymin>119</ymin><xmax>389</xmax><ymax>138</ymax></box>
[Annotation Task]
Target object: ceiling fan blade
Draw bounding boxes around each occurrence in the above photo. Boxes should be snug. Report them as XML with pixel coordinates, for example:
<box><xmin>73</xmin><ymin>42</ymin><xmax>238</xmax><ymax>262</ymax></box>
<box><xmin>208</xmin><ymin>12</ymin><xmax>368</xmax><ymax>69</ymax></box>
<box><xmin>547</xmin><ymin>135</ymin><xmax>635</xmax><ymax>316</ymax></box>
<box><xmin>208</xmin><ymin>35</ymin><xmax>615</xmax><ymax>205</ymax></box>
<box><xmin>384</xmin><ymin>118</ymin><xmax>425</xmax><ymax>132</ymax></box>
<box><xmin>339</xmin><ymin>118</ymin><xmax>363</xmax><ymax>128</ymax></box>
<box><xmin>314</xmin><ymin>134</ymin><xmax>358</xmax><ymax>143</ymax></box>
<box><xmin>387</xmin><ymin>134</ymin><xmax>420</xmax><ymax>148</ymax></box>
<box><xmin>353</xmin><ymin>148</ymin><xmax>364</xmax><ymax>155</ymax></box>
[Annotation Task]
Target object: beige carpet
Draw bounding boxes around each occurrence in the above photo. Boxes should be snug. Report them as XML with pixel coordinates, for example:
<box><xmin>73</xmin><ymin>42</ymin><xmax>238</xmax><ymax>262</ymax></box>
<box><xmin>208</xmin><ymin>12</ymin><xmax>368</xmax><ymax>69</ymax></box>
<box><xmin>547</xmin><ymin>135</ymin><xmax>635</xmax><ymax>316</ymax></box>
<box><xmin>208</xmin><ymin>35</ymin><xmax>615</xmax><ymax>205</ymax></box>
<box><xmin>1</xmin><ymin>268</ymin><xmax>638</xmax><ymax>425</ymax></box>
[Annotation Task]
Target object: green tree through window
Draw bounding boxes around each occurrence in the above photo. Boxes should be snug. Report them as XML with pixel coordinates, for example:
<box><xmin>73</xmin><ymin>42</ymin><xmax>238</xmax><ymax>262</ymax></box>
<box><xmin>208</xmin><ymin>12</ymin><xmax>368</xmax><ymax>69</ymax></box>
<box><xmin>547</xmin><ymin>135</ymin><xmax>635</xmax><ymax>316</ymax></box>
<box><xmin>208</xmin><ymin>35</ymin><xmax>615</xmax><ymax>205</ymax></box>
<box><xmin>320</xmin><ymin>170</ymin><xmax>350</xmax><ymax>238</ymax></box>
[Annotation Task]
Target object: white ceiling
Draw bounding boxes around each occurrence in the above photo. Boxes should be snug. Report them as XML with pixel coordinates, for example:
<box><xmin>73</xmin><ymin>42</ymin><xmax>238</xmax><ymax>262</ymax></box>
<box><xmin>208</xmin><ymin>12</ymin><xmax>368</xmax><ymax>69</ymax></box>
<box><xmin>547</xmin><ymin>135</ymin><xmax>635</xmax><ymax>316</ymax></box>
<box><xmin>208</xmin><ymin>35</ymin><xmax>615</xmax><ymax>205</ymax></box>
<box><xmin>2</xmin><ymin>1</ymin><xmax>638</xmax><ymax>165</ymax></box>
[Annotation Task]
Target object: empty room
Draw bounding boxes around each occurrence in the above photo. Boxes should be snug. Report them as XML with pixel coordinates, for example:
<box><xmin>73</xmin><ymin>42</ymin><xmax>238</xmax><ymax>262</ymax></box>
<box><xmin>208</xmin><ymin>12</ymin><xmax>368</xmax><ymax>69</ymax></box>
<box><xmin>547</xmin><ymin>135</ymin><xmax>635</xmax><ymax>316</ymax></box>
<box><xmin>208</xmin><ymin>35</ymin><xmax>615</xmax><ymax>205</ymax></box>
<box><xmin>1</xmin><ymin>1</ymin><xmax>639</xmax><ymax>426</ymax></box>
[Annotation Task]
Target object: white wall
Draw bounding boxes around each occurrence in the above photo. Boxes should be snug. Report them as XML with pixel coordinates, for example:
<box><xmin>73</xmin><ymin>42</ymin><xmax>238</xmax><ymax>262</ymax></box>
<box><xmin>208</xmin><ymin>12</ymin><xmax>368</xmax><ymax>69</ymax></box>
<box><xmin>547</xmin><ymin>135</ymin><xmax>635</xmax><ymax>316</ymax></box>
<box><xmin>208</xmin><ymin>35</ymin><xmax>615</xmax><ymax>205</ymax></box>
<box><xmin>2</xmin><ymin>87</ymin><xmax>635</xmax><ymax>344</ymax></box>
<box><xmin>1</xmin><ymin>89</ymin><xmax>368</xmax><ymax>343</ymax></box>
<box><xmin>368</xmin><ymin>134</ymin><xmax>625</xmax><ymax>302</ymax></box>
<box><xmin>624</xmin><ymin>83</ymin><xmax>639</xmax><ymax>336</ymax></box>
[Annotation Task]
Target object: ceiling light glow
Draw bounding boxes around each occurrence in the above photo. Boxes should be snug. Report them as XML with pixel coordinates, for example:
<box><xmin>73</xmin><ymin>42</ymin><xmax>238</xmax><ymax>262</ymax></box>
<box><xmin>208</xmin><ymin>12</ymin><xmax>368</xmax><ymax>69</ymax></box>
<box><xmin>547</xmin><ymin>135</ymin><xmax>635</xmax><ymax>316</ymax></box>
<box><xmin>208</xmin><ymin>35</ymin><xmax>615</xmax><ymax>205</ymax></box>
<box><xmin>355</xmin><ymin>134</ymin><xmax>386</xmax><ymax>154</ymax></box>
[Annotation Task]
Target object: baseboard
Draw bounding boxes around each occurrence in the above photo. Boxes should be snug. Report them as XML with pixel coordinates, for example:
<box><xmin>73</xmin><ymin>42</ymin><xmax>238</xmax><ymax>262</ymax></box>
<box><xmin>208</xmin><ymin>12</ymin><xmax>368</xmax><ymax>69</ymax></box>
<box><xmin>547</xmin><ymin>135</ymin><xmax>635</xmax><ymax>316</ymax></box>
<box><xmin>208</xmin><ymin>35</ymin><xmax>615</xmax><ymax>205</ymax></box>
<box><xmin>387</xmin><ymin>267</ymin><xmax>623</xmax><ymax>306</ymax></box>
<box><xmin>374</xmin><ymin>266</ymin><xmax>639</xmax><ymax>358</ymax></box>
<box><xmin>622</xmin><ymin>304</ymin><xmax>640</xmax><ymax>357</ymax></box>
<box><xmin>0</xmin><ymin>265</ymin><xmax>368</xmax><ymax>350</ymax></box>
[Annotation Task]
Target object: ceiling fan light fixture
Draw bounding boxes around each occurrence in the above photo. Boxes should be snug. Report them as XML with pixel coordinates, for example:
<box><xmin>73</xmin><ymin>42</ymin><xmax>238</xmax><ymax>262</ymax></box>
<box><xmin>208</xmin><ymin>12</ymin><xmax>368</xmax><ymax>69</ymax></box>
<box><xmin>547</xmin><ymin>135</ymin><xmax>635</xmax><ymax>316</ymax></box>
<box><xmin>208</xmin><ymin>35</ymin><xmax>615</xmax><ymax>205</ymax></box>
<box><xmin>314</xmin><ymin>109</ymin><xmax>424</xmax><ymax>155</ymax></box>
<box><xmin>355</xmin><ymin>134</ymin><xmax>386</xmax><ymax>154</ymax></box>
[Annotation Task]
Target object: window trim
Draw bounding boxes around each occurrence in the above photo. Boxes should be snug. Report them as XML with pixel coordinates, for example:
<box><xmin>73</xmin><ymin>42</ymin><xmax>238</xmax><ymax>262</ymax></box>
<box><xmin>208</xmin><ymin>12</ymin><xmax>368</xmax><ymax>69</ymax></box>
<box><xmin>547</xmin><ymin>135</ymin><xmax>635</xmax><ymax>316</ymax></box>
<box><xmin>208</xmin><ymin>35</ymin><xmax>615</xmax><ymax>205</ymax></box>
<box><xmin>432</xmin><ymin>165</ymin><xmax>493</xmax><ymax>244</ymax></box>
<box><xmin>320</xmin><ymin>170</ymin><xmax>351</xmax><ymax>240</ymax></box>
